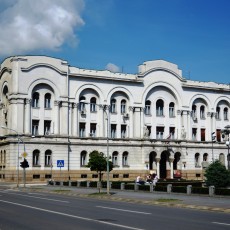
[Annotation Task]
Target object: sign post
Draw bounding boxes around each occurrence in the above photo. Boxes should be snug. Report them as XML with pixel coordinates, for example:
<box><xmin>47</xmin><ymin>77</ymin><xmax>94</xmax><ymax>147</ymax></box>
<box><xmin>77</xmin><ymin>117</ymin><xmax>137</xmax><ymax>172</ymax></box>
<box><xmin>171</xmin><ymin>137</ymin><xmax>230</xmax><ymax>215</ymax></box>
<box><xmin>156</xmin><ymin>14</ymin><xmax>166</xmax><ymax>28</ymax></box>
<box><xmin>57</xmin><ymin>160</ymin><xmax>64</xmax><ymax>183</ymax></box>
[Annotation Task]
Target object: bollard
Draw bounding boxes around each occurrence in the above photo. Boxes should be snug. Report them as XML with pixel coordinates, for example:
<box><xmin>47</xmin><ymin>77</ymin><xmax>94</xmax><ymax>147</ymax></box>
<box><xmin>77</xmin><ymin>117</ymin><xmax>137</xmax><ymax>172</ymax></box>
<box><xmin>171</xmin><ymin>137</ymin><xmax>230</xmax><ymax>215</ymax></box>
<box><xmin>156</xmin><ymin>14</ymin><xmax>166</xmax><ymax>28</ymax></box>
<box><xmin>87</xmin><ymin>181</ymin><xmax>90</xmax><ymax>188</ymax></box>
<box><xmin>68</xmin><ymin>180</ymin><xmax>71</xmax><ymax>186</ymax></box>
<box><xmin>167</xmin><ymin>184</ymin><xmax>172</xmax><ymax>193</ymax></box>
<box><xmin>97</xmin><ymin>181</ymin><xmax>102</xmax><ymax>189</ymax></box>
<box><xmin>134</xmin><ymin>183</ymin><xmax>139</xmax><ymax>191</ymax></box>
<box><xmin>187</xmin><ymin>185</ymin><xmax>192</xmax><ymax>195</ymax></box>
<box><xmin>209</xmin><ymin>186</ymin><xmax>215</xmax><ymax>196</ymax></box>
<box><xmin>121</xmin><ymin>183</ymin><xmax>125</xmax><ymax>191</ymax></box>
<box><xmin>77</xmin><ymin>181</ymin><xmax>80</xmax><ymax>187</ymax></box>
<box><xmin>150</xmin><ymin>184</ymin><xmax>154</xmax><ymax>192</ymax></box>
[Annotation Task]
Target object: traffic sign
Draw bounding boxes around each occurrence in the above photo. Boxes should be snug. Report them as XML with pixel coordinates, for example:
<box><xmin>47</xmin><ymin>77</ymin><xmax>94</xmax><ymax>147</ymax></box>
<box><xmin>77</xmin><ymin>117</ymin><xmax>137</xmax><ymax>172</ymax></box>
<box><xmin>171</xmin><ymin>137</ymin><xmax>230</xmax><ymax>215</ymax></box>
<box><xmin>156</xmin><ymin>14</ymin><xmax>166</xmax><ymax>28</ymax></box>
<box><xmin>57</xmin><ymin>160</ymin><xmax>64</xmax><ymax>168</ymax></box>
<box><xmin>21</xmin><ymin>152</ymin><xmax>27</xmax><ymax>158</ymax></box>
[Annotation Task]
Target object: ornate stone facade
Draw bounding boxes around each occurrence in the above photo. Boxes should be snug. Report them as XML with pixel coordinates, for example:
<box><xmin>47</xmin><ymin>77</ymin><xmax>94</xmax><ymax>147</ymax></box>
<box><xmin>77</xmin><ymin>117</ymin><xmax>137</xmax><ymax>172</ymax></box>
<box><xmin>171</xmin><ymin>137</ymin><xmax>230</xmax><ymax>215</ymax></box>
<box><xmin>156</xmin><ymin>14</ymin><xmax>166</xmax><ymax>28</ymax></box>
<box><xmin>0</xmin><ymin>56</ymin><xmax>229</xmax><ymax>182</ymax></box>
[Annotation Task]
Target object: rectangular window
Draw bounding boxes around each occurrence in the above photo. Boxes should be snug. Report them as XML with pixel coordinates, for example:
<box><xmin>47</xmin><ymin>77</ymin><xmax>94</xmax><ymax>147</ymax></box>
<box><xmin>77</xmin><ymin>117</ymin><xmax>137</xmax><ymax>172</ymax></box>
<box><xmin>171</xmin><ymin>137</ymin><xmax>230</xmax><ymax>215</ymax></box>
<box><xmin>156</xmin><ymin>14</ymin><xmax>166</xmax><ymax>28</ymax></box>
<box><xmin>156</xmin><ymin>126</ymin><xmax>164</xmax><ymax>139</ymax></box>
<box><xmin>44</xmin><ymin>120</ymin><xmax>51</xmax><ymax>135</ymax></box>
<box><xmin>32</xmin><ymin>120</ymin><xmax>39</xmax><ymax>136</ymax></box>
<box><xmin>111</xmin><ymin>124</ymin><xmax>117</xmax><ymax>138</ymax></box>
<box><xmin>79</xmin><ymin>123</ymin><xmax>86</xmax><ymax>138</ymax></box>
<box><xmin>192</xmin><ymin>128</ymin><xmax>197</xmax><ymax>140</ymax></box>
<box><xmin>169</xmin><ymin>127</ymin><xmax>175</xmax><ymax>139</ymax></box>
<box><xmin>201</xmin><ymin>128</ymin><xmax>205</xmax><ymax>141</ymax></box>
<box><xmin>90</xmin><ymin>123</ymin><xmax>97</xmax><ymax>137</ymax></box>
<box><xmin>123</xmin><ymin>174</ymin><xmax>129</xmax><ymax>178</ymax></box>
<box><xmin>216</xmin><ymin>129</ymin><xmax>221</xmax><ymax>142</ymax></box>
<box><xmin>121</xmin><ymin>125</ymin><xmax>126</xmax><ymax>138</ymax></box>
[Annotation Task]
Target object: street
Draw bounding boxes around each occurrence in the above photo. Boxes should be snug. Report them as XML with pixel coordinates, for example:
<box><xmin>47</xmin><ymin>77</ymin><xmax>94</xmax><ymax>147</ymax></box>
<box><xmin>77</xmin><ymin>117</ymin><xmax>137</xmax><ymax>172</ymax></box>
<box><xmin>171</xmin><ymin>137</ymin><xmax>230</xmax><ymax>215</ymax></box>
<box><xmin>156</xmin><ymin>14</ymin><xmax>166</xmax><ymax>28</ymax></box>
<box><xmin>0</xmin><ymin>188</ymin><xmax>229</xmax><ymax>230</ymax></box>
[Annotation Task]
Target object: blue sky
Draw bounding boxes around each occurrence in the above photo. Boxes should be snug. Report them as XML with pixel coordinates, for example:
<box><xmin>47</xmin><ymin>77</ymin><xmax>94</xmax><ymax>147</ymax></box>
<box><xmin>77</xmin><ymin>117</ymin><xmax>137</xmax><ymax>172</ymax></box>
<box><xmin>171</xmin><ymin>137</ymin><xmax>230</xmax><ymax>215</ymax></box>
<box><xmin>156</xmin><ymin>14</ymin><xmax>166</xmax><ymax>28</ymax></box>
<box><xmin>0</xmin><ymin>0</ymin><xmax>230</xmax><ymax>84</ymax></box>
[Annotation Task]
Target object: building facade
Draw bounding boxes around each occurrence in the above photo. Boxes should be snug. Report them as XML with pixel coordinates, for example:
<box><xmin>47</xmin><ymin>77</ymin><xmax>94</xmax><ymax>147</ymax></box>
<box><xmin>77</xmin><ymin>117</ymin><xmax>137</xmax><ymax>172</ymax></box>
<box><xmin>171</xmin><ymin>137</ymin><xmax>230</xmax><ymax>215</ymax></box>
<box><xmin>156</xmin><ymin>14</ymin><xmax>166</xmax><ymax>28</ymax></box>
<box><xmin>0</xmin><ymin>56</ymin><xmax>229</xmax><ymax>183</ymax></box>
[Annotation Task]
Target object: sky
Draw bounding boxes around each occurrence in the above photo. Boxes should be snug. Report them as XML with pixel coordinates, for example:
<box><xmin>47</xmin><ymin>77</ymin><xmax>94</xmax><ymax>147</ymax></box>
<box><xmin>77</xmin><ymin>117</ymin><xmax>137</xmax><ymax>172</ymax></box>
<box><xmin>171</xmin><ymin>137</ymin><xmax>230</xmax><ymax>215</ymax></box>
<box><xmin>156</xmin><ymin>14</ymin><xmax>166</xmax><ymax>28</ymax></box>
<box><xmin>0</xmin><ymin>0</ymin><xmax>230</xmax><ymax>84</ymax></box>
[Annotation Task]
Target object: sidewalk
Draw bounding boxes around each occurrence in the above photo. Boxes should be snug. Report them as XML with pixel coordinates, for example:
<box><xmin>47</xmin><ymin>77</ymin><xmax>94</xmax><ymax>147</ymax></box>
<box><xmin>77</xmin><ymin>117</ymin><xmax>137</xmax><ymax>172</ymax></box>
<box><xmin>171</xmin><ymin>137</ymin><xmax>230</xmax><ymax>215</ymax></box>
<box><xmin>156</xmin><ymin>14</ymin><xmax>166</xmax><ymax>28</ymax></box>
<box><xmin>16</xmin><ymin>184</ymin><xmax>230</xmax><ymax>213</ymax></box>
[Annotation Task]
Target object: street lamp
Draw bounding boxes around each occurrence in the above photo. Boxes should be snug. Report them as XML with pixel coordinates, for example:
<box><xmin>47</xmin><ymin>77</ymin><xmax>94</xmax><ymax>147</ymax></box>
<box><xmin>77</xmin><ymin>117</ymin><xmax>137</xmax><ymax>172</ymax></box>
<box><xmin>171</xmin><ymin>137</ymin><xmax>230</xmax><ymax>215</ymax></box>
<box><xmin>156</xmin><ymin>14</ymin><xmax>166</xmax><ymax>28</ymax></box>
<box><xmin>80</xmin><ymin>100</ymin><xmax>110</xmax><ymax>195</ymax></box>
<box><xmin>1</xmin><ymin>126</ymin><xmax>25</xmax><ymax>187</ymax></box>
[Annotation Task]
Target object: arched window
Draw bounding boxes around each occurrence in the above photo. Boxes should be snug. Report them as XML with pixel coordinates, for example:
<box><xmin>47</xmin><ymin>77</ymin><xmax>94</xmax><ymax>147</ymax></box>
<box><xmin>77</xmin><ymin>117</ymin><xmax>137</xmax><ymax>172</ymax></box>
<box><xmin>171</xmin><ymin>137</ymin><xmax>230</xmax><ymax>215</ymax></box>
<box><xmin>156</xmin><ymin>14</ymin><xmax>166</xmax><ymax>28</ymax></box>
<box><xmin>203</xmin><ymin>153</ymin><xmax>208</xmax><ymax>162</ymax></box>
<box><xmin>90</xmin><ymin>97</ymin><xmax>97</xmax><ymax>112</ymax></box>
<box><xmin>195</xmin><ymin>153</ymin><xmax>200</xmax><ymax>167</ymax></box>
<box><xmin>122</xmin><ymin>152</ymin><xmax>128</xmax><ymax>166</ymax></box>
<box><xmin>224</xmin><ymin>107</ymin><xmax>228</xmax><ymax>120</ymax></box>
<box><xmin>110</xmin><ymin>99</ymin><xmax>116</xmax><ymax>113</ymax></box>
<box><xmin>145</xmin><ymin>100</ymin><xmax>151</xmax><ymax>115</ymax></box>
<box><xmin>121</xmin><ymin>100</ymin><xmax>126</xmax><ymax>114</ymax></box>
<box><xmin>112</xmin><ymin>151</ymin><xmax>118</xmax><ymax>166</ymax></box>
<box><xmin>173</xmin><ymin>152</ymin><xmax>181</xmax><ymax>170</ymax></box>
<box><xmin>44</xmin><ymin>93</ymin><xmax>51</xmax><ymax>108</ymax></box>
<box><xmin>216</xmin><ymin>106</ymin><xmax>220</xmax><ymax>119</ymax></box>
<box><xmin>169</xmin><ymin>102</ymin><xmax>175</xmax><ymax>117</ymax></box>
<box><xmin>32</xmin><ymin>92</ymin><xmax>39</xmax><ymax>108</ymax></box>
<box><xmin>192</xmin><ymin>105</ymin><xmax>197</xmax><ymax>120</ymax></box>
<box><xmin>33</xmin><ymin>150</ymin><xmax>40</xmax><ymax>166</ymax></box>
<box><xmin>80</xmin><ymin>151</ymin><xmax>87</xmax><ymax>167</ymax></box>
<box><xmin>45</xmin><ymin>150</ymin><xmax>52</xmax><ymax>166</ymax></box>
<box><xmin>219</xmin><ymin>153</ymin><xmax>225</xmax><ymax>166</ymax></box>
<box><xmin>200</xmin><ymin>105</ymin><xmax>205</xmax><ymax>119</ymax></box>
<box><xmin>156</xmin><ymin>99</ymin><xmax>164</xmax><ymax>116</ymax></box>
<box><xmin>79</xmin><ymin>96</ymin><xmax>86</xmax><ymax>111</ymax></box>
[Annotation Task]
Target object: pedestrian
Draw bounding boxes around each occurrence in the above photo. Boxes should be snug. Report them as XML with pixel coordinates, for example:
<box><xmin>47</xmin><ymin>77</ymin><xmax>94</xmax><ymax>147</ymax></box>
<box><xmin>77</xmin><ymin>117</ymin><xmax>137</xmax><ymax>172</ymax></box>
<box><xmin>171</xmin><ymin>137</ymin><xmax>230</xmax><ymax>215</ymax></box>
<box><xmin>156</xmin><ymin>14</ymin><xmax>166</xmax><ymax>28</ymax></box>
<box><xmin>136</xmin><ymin>175</ymin><xmax>145</xmax><ymax>185</ymax></box>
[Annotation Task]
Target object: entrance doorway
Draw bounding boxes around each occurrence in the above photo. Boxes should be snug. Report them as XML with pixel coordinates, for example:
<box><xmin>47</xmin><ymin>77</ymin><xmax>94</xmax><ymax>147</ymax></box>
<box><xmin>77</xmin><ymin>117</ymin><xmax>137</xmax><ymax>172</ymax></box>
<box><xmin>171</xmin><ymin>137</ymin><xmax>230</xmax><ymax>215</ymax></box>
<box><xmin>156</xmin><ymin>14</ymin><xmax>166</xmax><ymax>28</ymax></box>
<box><xmin>160</xmin><ymin>151</ymin><xmax>169</xmax><ymax>178</ymax></box>
<box><xmin>149</xmin><ymin>151</ymin><xmax>157</xmax><ymax>170</ymax></box>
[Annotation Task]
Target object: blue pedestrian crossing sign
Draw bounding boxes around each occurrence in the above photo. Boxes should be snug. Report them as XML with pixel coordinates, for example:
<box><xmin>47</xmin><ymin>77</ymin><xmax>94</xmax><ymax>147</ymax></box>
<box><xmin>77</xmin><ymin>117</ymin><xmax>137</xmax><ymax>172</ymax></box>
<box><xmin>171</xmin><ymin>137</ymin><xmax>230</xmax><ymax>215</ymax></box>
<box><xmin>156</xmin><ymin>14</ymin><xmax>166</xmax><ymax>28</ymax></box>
<box><xmin>57</xmin><ymin>160</ymin><xmax>64</xmax><ymax>168</ymax></box>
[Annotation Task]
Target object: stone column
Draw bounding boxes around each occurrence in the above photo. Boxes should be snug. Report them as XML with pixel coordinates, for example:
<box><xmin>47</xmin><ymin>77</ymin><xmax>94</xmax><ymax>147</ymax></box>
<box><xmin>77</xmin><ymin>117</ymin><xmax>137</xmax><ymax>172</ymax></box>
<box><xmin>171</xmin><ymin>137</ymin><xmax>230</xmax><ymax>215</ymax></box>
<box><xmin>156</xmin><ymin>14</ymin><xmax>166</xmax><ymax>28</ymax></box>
<box><xmin>129</xmin><ymin>107</ymin><xmax>134</xmax><ymax>138</ymax></box>
<box><xmin>169</xmin><ymin>157</ymin><xmax>174</xmax><ymax>179</ymax></box>
<box><xmin>72</xmin><ymin>103</ymin><xmax>78</xmax><ymax>136</ymax></box>
<box><xmin>24</xmin><ymin>99</ymin><xmax>31</xmax><ymax>134</ymax></box>
<box><xmin>176</xmin><ymin>110</ymin><xmax>182</xmax><ymax>139</ymax></box>
<box><xmin>156</xmin><ymin>157</ymin><xmax>160</xmax><ymax>178</ymax></box>
<box><xmin>54</xmin><ymin>100</ymin><xmax>60</xmax><ymax>135</ymax></box>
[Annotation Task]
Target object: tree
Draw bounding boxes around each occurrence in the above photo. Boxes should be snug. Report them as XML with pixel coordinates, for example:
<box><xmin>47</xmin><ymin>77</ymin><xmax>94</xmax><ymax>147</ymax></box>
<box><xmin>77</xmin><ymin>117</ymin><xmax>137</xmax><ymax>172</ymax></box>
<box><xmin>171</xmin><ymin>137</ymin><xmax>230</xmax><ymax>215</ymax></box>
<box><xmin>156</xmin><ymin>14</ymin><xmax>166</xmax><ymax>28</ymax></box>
<box><xmin>87</xmin><ymin>150</ymin><xmax>113</xmax><ymax>192</ymax></box>
<box><xmin>204</xmin><ymin>161</ymin><xmax>230</xmax><ymax>188</ymax></box>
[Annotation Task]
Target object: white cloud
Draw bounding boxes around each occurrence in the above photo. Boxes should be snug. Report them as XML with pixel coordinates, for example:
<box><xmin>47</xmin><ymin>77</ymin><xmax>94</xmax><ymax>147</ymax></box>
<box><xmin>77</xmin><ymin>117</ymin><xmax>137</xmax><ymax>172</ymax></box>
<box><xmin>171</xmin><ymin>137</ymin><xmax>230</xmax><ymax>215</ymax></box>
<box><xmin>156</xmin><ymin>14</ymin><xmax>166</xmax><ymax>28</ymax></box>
<box><xmin>0</xmin><ymin>0</ymin><xmax>85</xmax><ymax>56</ymax></box>
<box><xmin>106</xmin><ymin>63</ymin><xmax>120</xmax><ymax>73</ymax></box>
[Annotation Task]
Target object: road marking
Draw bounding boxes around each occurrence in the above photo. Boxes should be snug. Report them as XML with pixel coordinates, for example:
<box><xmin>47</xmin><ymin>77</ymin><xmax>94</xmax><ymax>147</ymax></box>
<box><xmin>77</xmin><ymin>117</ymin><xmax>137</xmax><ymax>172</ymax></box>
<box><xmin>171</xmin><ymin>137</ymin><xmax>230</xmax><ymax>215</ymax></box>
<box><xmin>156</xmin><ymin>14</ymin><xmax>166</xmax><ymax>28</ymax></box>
<box><xmin>0</xmin><ymin>191</ymin><xmax>69</xmax><ymax>203</ymax></box>
<box><xmin>28</xmin><ymin>192</ymin><xmax>46</xmax><ymax>196</ymax></box>
<box><xmin>96</xmin><ymin>206</ymin><xmax>151</xmax><ymax>215</ymax></box>
<box><xmin>212</xmin><ymin>222</ymin><xmax>230</xmax><ymax>226</ymax></box>
<box><xmin>0</xmin><ymin>200</ymin><xmax>145</xmax><ymax>230</ymax></box>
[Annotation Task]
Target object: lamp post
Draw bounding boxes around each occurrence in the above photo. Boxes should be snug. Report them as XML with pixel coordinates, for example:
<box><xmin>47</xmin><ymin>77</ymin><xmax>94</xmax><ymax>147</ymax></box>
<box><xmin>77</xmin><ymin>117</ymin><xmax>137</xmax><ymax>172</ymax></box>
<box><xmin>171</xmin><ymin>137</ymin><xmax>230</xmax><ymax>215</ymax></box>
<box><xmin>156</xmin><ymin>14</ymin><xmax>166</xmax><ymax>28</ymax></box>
<box><xmin>80</xmin><ymin>100</ymin><xmax>110</xmax><ymax>195</ymax></box>
<box><xmin>1</xmin><ymin>126</ymin><xmax>25</xmax><ymax>187</ymax></box>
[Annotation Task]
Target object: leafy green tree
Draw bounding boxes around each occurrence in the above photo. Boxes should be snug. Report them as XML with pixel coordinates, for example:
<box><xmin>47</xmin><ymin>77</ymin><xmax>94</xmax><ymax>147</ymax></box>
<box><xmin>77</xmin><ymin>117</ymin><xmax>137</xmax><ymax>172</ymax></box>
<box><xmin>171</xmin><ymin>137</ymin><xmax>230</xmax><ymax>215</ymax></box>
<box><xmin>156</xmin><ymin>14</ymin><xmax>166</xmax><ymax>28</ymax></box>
<box><xmin>204</xmin><ymin>161</ymin><xmax>230</xmax><ymax>188</ymax></box>
<box><xmin>87</xmin><ymin>150</ymin><xmax>113</xmax><ymax>192</ymax></box>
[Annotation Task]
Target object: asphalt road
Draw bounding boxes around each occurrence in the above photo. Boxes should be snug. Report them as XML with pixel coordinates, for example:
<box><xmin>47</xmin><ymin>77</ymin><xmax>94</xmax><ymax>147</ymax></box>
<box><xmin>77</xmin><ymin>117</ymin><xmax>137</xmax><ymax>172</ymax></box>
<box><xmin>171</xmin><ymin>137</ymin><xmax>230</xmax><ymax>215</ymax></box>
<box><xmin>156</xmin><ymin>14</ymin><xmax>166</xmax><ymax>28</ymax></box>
<box><xmin>0</xmin><ymin>188</ymin><xmax>229</xmax><ymax>230</ymax></box>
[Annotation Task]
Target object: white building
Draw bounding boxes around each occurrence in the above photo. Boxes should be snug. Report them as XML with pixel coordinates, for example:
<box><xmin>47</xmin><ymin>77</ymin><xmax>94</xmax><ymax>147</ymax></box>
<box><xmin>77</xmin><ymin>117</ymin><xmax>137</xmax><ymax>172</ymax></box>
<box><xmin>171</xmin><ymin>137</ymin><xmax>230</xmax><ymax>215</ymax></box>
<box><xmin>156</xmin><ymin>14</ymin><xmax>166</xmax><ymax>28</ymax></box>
<box><xmin>0</xmin><ymin>56</ymin><xmax>229</xmax><ymax>183</ymax></box>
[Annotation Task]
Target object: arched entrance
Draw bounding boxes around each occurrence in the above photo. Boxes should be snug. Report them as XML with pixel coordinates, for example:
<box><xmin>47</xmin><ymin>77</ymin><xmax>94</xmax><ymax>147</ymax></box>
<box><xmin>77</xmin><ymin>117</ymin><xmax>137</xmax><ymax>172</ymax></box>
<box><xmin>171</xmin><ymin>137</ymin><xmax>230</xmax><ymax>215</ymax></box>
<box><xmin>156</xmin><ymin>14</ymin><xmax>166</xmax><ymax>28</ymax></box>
<box><xmin>173</xmin><ymin>152</ymin><xmax>181</xmax><ymax>170</ymax></box>
<box><xmin>160</xmin><ymin>151</ymin><xmax>169</xmax><ymax>178</ymax></box>
<box><xmin>149</xmin><ymin>151</ymin><xmax>157</xmax><ymax>170</ymax></box>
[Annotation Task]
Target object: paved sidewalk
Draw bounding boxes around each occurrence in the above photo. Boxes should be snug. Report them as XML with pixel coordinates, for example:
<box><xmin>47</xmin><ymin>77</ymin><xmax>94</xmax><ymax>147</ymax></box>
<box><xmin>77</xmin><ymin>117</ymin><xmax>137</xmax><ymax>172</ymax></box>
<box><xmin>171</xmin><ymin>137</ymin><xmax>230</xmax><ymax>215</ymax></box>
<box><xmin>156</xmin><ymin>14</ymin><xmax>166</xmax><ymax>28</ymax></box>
<box><xmin>16</xmin><ymin>184</ymin><xmax>230</xmax><ymax>213</ymax></box>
